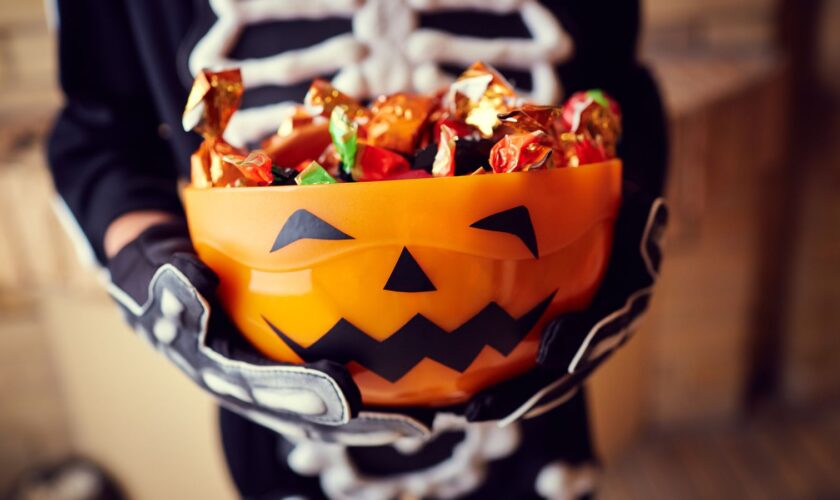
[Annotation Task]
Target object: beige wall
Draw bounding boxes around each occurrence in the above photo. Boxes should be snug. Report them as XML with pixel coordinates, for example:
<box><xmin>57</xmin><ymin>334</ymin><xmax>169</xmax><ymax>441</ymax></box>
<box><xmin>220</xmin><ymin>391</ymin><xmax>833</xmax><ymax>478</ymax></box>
<box><xmin>42</xmin><ymin>293</ymin><xmax>237</xmax><ymax>499</ymax></box>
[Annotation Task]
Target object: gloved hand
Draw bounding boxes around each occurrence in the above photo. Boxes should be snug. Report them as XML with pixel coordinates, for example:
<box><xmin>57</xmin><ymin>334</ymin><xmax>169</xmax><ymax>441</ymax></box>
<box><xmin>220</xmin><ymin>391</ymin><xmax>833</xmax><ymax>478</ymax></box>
<box><xmin>106</xmin><ymin>220</ymin><xmax>370</xmax><ymax>431</ymax></box>
<box><xmin>462</xmin><ymin>186</ymin><xmax>668</xmax><ymax>424</ymax></box>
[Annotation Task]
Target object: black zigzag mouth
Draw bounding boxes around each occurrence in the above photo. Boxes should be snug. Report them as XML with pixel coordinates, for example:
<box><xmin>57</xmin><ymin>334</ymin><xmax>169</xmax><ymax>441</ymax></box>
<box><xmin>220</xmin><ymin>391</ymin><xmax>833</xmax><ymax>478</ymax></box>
<box><xmin>262</xmin><ymin>290</ymin><xmax>557</xmax><ymax>383</ymax></box>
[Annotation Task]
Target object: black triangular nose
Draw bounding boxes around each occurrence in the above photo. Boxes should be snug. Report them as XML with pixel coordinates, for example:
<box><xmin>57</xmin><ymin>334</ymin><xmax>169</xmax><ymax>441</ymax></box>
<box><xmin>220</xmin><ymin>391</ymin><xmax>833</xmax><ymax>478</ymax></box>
<box><xmin>384</xmin><ymin>247</ymin><xmax>436</xmax><ymax>292</ymax></box>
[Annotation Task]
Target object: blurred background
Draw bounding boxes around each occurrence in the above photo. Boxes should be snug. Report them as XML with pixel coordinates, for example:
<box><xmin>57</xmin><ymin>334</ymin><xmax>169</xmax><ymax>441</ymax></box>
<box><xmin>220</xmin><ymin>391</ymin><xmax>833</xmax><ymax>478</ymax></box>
<box><xmin>1</xmin><ymin>0</ymin><xmax>839</xmax><ymax>498</ymax></box>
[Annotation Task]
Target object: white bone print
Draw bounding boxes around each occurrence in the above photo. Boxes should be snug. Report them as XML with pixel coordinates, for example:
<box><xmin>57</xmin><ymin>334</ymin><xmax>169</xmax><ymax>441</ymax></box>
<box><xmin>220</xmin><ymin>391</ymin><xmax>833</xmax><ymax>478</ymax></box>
<box><xmin>189</xmin><ymin>0</ymin><xmax>572</xmax><ymax>147</ymax></box>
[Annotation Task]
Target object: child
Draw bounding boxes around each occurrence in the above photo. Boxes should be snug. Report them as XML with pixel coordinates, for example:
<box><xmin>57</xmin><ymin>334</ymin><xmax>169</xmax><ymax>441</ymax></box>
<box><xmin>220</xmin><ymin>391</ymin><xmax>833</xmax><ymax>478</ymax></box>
<box><xmin>48</xmin><ymin>1</ymin><xmax>667</xmax><ymax>498</ymax></box>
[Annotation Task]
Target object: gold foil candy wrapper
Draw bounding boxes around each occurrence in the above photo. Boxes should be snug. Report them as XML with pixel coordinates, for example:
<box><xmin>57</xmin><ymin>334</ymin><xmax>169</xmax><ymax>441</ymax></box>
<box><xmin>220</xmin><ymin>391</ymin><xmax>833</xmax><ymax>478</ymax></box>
<box><xmin>446</xmin><ymin>62</ymin><xmax>517</xmax><ymax>138</ymax></box>
<box><xmin>577</xmin><ymin>103</ymin><xmax>621</xmax><ymax>159</ymax></box>
<box><xmin>182</xmin><ymin>69</ymin><xmax>244</xmax><ymax>139</ymax></box>
<box><xmin>190</xmin><ymin>141</ymin><xmax>213</xmax><ymax>189</ymax></box>
<box><xmin>304</xmin><ymin>79</ymin><xmax>371</xmax><ymax>124</ymax></box>
<box><xmin>209</xmin><ymin>140</ymin><xmax>251</xmax><ymax>187</ymax></box>
<box><xmin>191</xmin><ymin>139</ymin><xmax>250</xmax><ymax>188</ymax></box>
<box><xmin>367</xmin><ymin>93</ymin><xmax>436</xmax><ymax>154</ymax></box>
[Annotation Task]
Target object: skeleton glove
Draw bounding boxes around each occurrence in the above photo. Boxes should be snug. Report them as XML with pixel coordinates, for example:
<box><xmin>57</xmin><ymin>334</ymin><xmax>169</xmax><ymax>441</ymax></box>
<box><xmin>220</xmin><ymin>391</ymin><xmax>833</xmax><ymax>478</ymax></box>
<box><xmin>465</xmin><ymin>187</ymin><xmax>668</xmax><ymax>423</ymax></box>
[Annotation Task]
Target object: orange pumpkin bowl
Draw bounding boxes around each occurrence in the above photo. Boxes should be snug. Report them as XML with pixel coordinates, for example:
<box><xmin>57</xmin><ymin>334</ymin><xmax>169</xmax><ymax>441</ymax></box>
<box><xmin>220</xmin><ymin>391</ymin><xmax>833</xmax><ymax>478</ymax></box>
<box><xmin>182</xmin><ymin>159</ymin><xmax>622</xmax><ymax>407</ymax></box>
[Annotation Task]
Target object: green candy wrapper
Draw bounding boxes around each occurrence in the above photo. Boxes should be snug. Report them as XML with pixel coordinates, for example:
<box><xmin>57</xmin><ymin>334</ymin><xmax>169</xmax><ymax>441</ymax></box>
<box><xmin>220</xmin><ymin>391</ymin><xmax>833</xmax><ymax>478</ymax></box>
<box><xmin>295</xmin><ymin>161</ymin><xmax>337</xmax><ymax>185</ymax></box>
<box><xmin>329</xmin><ymin>106</ymin><xmax>358</xmax><ymax>175</ymax></box>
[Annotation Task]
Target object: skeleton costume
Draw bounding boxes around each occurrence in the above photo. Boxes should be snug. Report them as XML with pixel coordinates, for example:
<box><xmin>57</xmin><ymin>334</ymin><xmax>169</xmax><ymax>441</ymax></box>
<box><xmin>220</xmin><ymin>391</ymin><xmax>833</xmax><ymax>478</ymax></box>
<box><xmin>47</xmin><ymin>1</ymin><xmax>668</xmax><ymax>499</ymax></box>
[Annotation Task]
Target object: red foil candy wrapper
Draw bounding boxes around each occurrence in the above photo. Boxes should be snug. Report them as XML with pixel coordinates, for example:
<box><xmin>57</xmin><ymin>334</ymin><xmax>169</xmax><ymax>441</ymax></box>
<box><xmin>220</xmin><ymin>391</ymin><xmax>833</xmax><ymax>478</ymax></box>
<box><xmin>433</xmin><ymin>118</ymin><xmax>475</xmax><ymax>140</ymax></box>
<box><xmin>498</xmin><ymin>104</ymin><xmax>566</xmax><ymax>144</ymax></box>
<box><xmin>489</xmin><ymin>131</ymin><xmax>553</xmax><ymax>173</ymax></box>
<box><xmin>561</xmin><ymin>89</ymin><xmax>622</xmax><ymax>160</ymax></box>
<box><xmin>557</xmin><ymin>132</ymin><xmax>609</xmax><ymax>167</ymax></box>
<box><xmin>561</xmin><ymin>90</ymin><xmax>621</xmax><ymax>132</ymax></box>
<box><xmin>351</xmin><ymin>144</ymin><xmax>411</xmax><ymax>181</ymax></box>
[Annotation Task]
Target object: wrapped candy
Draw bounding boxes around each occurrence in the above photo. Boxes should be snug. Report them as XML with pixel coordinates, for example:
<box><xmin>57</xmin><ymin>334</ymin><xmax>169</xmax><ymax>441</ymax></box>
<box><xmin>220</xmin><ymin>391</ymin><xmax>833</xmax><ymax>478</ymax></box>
<box><xmin>295</xmin><ymin>161</ymin><xmax>337</xmax><ymax>185</ymax></box>
<box><xmin>305</xmin><ymin>79</ymin><xmax>371</xmax><ymax>124</ymax></box>
<box><xmin>431</xmin><ymin>124</ymin><xmax>456</xmax><ymax>177</ymax></box>
<box><xmin>489</xmin><ymin>131</ymin><xmax>553</xmax><ymax>173</ymax></box>
<box><xmin>183</xmin><ymin>68</ymin><xmax>243</xmax><ymax>138</ymax></box>
<box><xmin>498</xmin><ymin>104</ymin><xmax>565</xmax><ymax>142</ymax></box>
<box><xmin>183</xmin><ymin>69</ymin><xmax>250</xmax><ymax>187</ymax></box>
<box><xmin>560</xmin><ymin>89</ymin><xmax>622</xmax><ymax>163</ymax></box>
<box><xmin>262</xmin><ymin>122</ymin><xmax>332</xmax><ymax>168</ymax></box>
<box><xmin>351</xmin><ymin>144</ymin><xmax>411</xmax><ymax>182</ymax></box>
<box><xmin>445</xmin><ymin>62</ymin><xmax>517</xmax><ymax>137</ymax></box>
<box><xmin>186</xmin><ymin>62</ymin><xmax>623</xmax><ymax>190</ymax></box>
<box><xmin>556</xmin><ymin>132</ymin><xmax>609</xmax><ymax>167</ymax></box>
<box><xmin>223</xmin><ymin>150</ymin><xmax>274</xmax><ymax>185</ymax></box>
<box><xmin>329</xmin><ymin>106</ymin><xmax>359</xmax><ymax>175</ymax></box>
<box><xmin>190</xmin><ymin>141</ymin><xmax>213</xmax><ymax>189</ymax></box>
<box><xmin>499</xmin><ymin>92</ymin><xmax>621</xmax><ymax>168</ymax></box>
<box><xmin>561</xmin><ymin>89</ymin><xmax>621</xmax><ymax>134</ymax></box>
<box><xmin>193</xmin><ymin>139</ymin><xmax>250</xmax><ymax>187</ymax></box>
<box><xmin>367</xmin><ymin>94</ymin><xmax>436</xmax><ymax>154</ymax></box>
<box><xmin>317</xmin><ymin>143</ymin><xmax>342</xmax><ymax>176</ymax></box>
<box><xmin>433</xmin><ymin>118</ymin><xmax>476</xmax><ymax>140</ymax></box>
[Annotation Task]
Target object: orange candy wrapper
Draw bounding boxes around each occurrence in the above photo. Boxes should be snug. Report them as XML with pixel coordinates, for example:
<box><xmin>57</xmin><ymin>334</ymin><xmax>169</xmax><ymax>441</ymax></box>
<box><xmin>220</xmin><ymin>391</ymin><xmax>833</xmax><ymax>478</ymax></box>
<box><xmin>304</xmin><ymin>79</ymin><xmax>371</xmax><ymax>124</ymax></box>
<box><xmin>223</xmin><ymin>151</ymin><xmax>274</xmax><ymax>185</ymax></box>
<box><xmin>367</xmin><ymin>94</ymin><xmax>436</xmax><ymax>154</ymax></box>
<box><xmin>183</xmin><ymin>69</ymin><xmax>253</xmax><ymax>187</ymax></box>
<box><xmin>184</xmin><ymin>64</ymin><xmax>622</xmax><ymax>188</ymax></box>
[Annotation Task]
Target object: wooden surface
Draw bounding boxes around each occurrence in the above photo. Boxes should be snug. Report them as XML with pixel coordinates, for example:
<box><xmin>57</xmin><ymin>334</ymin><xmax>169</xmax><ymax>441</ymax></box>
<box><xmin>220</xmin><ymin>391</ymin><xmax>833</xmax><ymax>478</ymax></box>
<box><xmin>780</xmin><ymin>99</ymin><xmax>840</xmax><ymax>406</ymax></box>
<box><xmin>642</xmin><ymin>54</ymin><xmax>793</xmax><ymax>426</ymax></box>
<box><xmin>601</xmin><ymin>403</ymin><xmax>840</xmax><ymax>499</ymax></box>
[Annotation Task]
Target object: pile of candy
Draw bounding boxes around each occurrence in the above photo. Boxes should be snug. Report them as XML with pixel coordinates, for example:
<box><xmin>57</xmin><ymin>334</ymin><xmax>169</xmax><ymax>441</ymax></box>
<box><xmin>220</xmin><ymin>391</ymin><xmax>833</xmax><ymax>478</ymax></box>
<box><xmin>184</xmin><ymin>62</ymin><xmax>621</xmax><ymax>188</ymax></box>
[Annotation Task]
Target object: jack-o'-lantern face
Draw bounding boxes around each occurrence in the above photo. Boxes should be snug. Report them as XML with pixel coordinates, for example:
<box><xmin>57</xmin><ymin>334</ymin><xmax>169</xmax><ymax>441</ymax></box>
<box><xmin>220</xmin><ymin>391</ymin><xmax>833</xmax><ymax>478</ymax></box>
<box><xmin>183</xmin><ymin>160</ymin><xmax>621</xmax><ymax>406</ymax></box>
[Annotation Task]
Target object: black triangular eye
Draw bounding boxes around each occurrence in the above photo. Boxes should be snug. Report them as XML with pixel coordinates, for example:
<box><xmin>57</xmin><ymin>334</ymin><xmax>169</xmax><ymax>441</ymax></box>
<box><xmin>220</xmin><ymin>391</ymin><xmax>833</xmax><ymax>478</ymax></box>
<box><xmin>271</xmin><ymin>209</ymin><xmax>353</xmax><ymax>252</ymax></box>
<box><xmin>470</xmin><ymin>206</ymin><xmax>539</xmax><ymax>258</ymax></box>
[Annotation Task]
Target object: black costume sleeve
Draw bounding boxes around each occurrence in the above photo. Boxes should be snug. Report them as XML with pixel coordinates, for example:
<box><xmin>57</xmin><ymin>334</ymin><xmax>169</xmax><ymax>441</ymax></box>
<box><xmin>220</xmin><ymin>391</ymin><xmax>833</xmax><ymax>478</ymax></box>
<box><xmin>548</xmin><ymin>0</ymin><xmax>669</xmax><ymax>370</ymax></box>
<box><xmin>47</xmin><ymin>0</ymin><xmax>184</xmax><ymax>264</ymax></box>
